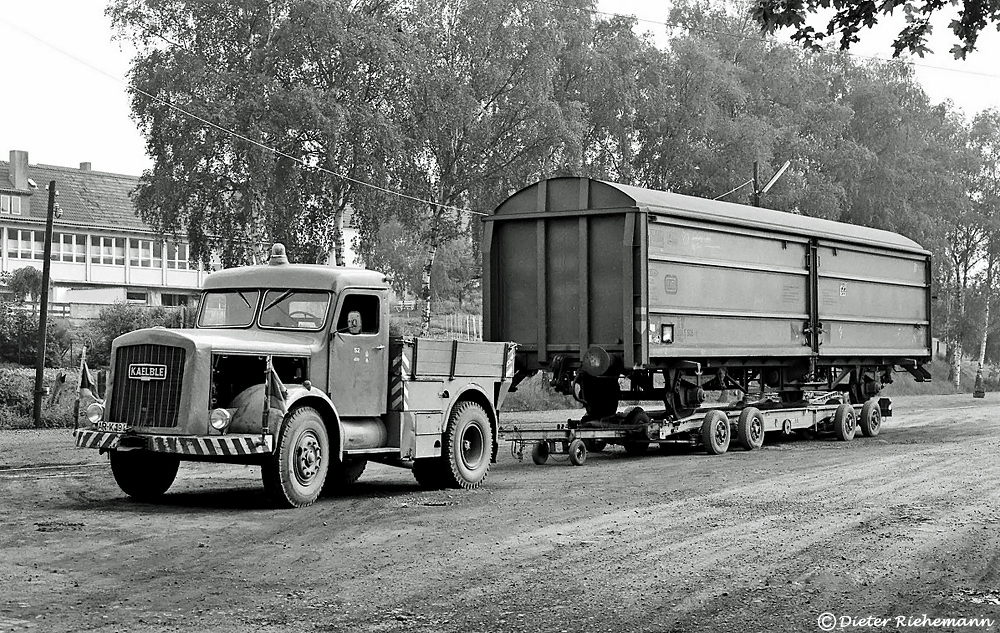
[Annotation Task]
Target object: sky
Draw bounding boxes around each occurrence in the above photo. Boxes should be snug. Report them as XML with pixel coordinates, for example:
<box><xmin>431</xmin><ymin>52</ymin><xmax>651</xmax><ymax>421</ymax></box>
<box><xmin>1</xmin><ymin>0</ymin><xmax>998</xmax><ymax>178</ymax></box>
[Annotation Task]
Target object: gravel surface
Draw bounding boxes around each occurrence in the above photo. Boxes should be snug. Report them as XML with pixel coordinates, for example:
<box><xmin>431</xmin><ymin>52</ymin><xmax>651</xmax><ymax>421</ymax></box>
<box><xmin>1</xmin><ymin>393</ymin><xmax>999</xmax><ymax>632</ymax></box>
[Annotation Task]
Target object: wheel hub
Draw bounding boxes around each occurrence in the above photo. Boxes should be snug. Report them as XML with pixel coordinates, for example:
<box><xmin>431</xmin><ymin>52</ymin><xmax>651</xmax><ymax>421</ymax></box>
<box><xmin>462</xmin><ymin>426</ymin><xmax>485</xmax><ymax>469</ymax></box>
<box><xmin>295</xmin><ymin>433</ymin><xmax>322</xmax><ymax>484</ymax></box>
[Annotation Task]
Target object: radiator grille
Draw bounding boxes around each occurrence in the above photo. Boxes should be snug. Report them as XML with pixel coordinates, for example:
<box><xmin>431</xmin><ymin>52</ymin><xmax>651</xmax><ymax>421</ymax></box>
<box><xmin>110</xmin><ymin>344</ymin><xmax>186</xmax><ymax>428</ymax></box>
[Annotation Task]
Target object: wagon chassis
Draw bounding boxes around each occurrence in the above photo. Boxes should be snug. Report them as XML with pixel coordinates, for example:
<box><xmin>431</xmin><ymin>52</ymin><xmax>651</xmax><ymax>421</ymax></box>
<box><xmin>505</xmin><ymin>392</ymin><xmax>890</xmax><ymax>467</ymax></box>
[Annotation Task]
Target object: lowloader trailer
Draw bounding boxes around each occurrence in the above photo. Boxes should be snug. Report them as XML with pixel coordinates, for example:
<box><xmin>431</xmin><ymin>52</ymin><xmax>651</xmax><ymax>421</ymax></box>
<box><xmin>484</xmin><ymin>177</ymin><xmax>930</xmax><ymax>463</ymax></box>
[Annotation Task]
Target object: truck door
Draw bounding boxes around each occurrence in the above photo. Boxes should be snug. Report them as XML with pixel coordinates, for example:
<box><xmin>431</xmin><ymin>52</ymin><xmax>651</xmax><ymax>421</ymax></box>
<box><xmin>328</xmin><ymin>289</ymin><xmax>389</xmax><ymax>417</ymax></box>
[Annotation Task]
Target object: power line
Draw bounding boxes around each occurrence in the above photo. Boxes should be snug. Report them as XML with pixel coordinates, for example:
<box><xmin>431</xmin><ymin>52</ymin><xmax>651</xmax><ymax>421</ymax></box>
<box><xmin>0</xmin><ymin>16</ymin><xmax>487</xmax><ymax>218</ymax></box>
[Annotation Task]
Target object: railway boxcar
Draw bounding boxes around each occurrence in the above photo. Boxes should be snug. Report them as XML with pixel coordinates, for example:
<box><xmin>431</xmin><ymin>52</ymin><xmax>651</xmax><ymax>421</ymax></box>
<box><xmin>484</xmin><ymin>177</ymin><xmax>932</xmax><ymax>458</ymax></box>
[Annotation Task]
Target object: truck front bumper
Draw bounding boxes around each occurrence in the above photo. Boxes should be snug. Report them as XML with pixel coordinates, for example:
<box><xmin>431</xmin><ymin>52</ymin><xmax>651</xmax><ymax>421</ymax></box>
<box><xmin>73</xmin><ymin>429</ymin><xmax>274</xmax><ymax>456</ymax></box>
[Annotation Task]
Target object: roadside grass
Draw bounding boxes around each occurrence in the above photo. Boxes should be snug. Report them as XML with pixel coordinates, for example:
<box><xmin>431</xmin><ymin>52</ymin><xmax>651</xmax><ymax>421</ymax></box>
<box><xmin>0</xmin><ymin>364</ymin><xmax>82</xmax><ymax>430</ymax></box>
<box><xmin>881</xmin><ymin>357</ymin><xmax>986</xmax><ymax>397</ymax></box>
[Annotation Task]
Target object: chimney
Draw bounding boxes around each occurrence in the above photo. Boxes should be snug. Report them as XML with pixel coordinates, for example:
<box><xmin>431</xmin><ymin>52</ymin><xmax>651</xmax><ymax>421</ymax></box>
<box><xmin>79</xmin><ymin>162</ymin><xmax>91</xmax><ymax>172</ymax></box>
<box><xmin>9</xmin><ymin>150</ymin><xmax>28</xmax><ymax>189</ymax></box>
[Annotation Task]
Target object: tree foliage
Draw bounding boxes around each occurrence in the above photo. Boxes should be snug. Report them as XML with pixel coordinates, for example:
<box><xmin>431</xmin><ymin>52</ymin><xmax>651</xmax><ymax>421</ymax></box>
<box><xmin>751</xmin><ymin>0</ymin><xmax>1000</xmax><ymax>59</ymax></box>
<box><xmin>110</xmin><ymin>0</ymin><xmax>1000</xmax><ymax>379</ymax></box>
<box><xmin>109</xmin><ymin>0</ymin><xmax>405</xmax><ymax>267</ymax></box>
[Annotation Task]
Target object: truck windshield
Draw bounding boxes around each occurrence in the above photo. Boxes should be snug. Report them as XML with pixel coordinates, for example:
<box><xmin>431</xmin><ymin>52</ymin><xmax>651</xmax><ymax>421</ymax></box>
<box><xmin>198</xmin><ymin>290</ymin><xmax>261</xmax><ymax>327</ymax></box>
<box><xmin>259</xmin><ymin>290</ymin><xmax>331</xmax><ymax>330</ymax></box>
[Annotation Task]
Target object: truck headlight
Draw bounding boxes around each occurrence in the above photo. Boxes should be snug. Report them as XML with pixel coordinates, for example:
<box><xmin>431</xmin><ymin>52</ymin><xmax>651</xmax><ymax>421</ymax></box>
<box><xmin>86</xmin><ymin>403</ymin><xmax>105</xmax><ymax>425</ymax></box>
<box><xmin>210</xmin><ymin>408</ymin><xmax>232</xmax><ymax>432</ymax></box>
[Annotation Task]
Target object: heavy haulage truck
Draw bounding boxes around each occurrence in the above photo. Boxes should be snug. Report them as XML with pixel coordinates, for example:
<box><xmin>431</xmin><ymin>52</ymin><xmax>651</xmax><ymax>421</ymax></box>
<box><xmin>483</xmin><ymin>177</ymin><xmax>933</xmax><ymax>464</ymax></box>
<box><xmin>74</xmin><ymin>245</ymin><xmax>515</xmax><ymax>507</ymax></box>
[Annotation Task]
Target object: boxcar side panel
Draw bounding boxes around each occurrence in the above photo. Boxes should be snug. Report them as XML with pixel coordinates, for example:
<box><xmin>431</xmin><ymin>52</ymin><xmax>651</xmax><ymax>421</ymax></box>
<box><xmin>646</xmin><ymin>218</ymin><xmax>812</xmax><ymax>360</ymax></box>
<box><xmin>815</xmin><ymin>243</ymin><xmax>930</xmax><ymax>358</ymax></box>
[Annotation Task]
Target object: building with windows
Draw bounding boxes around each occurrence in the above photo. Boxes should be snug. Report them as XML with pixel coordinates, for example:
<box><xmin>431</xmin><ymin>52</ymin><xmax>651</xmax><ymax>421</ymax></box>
<box><xmin>1</xmin><ymin>150</ymin><xmax>206</xmax><ymax>319</ymax></box>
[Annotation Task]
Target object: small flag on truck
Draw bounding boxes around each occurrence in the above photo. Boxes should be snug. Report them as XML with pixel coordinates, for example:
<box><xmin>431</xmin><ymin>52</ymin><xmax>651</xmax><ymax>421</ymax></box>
<box><xmin>268</xmin><ymin>364</ymin><xmax>288</xmax><ymax>414</ymax></box>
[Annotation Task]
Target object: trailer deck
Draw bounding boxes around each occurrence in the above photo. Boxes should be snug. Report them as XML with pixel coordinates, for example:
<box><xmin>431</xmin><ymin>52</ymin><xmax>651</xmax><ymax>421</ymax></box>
<box><xmin>504</xmin><ymin>394</ymin><xmax>891</xmax><ymax>466</ymax></box>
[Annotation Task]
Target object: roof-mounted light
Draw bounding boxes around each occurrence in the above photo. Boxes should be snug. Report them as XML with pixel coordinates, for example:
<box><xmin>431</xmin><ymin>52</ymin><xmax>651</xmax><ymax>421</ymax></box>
<box><xmin>269</xmin><ymin>243</ymin><xmax>289</xmax><ymax>266</ymax></box>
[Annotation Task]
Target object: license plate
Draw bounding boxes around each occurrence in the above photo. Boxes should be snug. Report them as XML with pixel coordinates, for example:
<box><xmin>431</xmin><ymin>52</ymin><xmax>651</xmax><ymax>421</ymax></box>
<box><xmin>97</xmin><ymin>421</ymin><xmax>129</xmax><ymax>433</ymax></box>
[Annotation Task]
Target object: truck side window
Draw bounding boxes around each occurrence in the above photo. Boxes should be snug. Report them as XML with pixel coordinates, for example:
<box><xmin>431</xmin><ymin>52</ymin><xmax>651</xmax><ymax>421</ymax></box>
<box><xmin>337</xmin><ymin>295</ymin><xmax>379</xmax><ymax>334</ymax></box>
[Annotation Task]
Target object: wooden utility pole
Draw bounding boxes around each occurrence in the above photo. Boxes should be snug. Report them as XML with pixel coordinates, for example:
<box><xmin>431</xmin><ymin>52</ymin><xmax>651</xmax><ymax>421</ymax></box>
<box><xmin>32</xmin><ymin>181</ymin><xmax>57</xmax><ymax>427</ymax></box>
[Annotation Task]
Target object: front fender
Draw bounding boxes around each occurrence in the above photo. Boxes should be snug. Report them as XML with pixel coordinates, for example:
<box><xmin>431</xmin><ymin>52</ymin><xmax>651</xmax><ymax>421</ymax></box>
<box><xmin>226</xmin><ymin>383</ymin><xmax>345</xmax><ymax>459</ymax></box>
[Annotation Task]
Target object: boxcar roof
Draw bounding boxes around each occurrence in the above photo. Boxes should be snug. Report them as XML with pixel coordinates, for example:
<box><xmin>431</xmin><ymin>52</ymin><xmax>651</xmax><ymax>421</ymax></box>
<box><xmin>490</xmin><ymin>177</ymin><xmax>928</xmax><ymax>255</ymax></box>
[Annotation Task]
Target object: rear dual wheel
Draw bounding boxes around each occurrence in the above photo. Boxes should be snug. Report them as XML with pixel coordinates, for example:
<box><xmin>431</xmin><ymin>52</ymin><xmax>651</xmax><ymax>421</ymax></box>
<box><xmin>413</xmin><ymin>401</ymin><xmax>494</xmax><ymax>490</ymax></box>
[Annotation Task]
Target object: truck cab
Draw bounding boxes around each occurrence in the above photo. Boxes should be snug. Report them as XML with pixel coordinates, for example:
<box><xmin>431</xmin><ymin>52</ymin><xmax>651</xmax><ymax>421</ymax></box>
<box><xmin>75</xmin><ymin>244</ymin><xmax>515</xmax><ymax>508</ymax></box>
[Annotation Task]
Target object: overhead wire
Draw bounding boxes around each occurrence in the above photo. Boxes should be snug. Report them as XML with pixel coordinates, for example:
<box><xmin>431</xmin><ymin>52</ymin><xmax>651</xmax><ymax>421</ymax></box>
<box><xmin>0</xmin><ymin>16</ymin><xmax>487</xmax><ymax>218</ymax></box>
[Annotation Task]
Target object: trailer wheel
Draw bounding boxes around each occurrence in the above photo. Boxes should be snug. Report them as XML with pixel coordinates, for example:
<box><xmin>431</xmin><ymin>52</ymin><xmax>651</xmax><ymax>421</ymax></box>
<box><xmin>531</xmin><ymin>441</ymin><xmax>550</xmax><ymax>465</ymax></box>
<box><xmin>442</xmin><ymin>401</ymin><xmax>493</xmax><ymax>489</ymax></box>
<box><xmin>568</xmin><ymin>439</ymin><xmax>588</xmax><ymax>466</ymax></box>
<box><xmin>262</xmin><ymin>406</ymin><xmax>330</xmax><ymax>508</ymax></box>
<box><xmin>833</xmin><ymin>403</ymin><xmax>857</xmax><ymax>442</ymax></box>
<box><xmin>110</xmin><ymin>450</ymin><xmax>180</xmax><ymax>501</ymax></box>
<box><xmin>859</xmin><ymin>399</ymin><xmax>882</xmax><ymax>437</ymax></box>
<box><xmin>701</xmin><ymin>410</ymin><xmax>730</xmax><ymax>455</ymax></box>
<box><xmin>584</xmin><ymin>439</ymin><xmax>607</xmax><ymax>453</ymax></box>
<box><xmin>322</xmin><ymin>457</ymin><xmax>367</xmax><ymax>496</ymax></box>
<box><xmin>736</xmin><ymin>407</ymin><xmax>765</xmax><ymax>451</ymax></box>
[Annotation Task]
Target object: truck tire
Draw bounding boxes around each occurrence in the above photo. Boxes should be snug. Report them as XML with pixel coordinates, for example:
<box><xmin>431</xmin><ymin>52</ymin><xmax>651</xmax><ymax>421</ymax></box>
<box><xmin>110</xmin><ymin>450</ymin><xmax>179</xmax><ymax>501</ymax></box>
<box><xmin>859</xmin><ymin>399</ymin><xmax>882</xmax><ymax>437</ymax></box>
<box><xmin>736</xmin><ymin>407</ymin><xmax>765</xmax><ymax>451</ymax></box>
<box><xmin>531</xmin><ymin>441</ymin><xmax>550</xmax><ymax>465</ymax></box>
<box><xmin>262</xmin><ymin>406</ymin><xmax>330</xmax><ymax>508</ymax></box>
<box><xmin>833</xmin><ymin>403</ymin><xmax>857</xmax><ymax>442</ymax></box>
<box><xmin>442</xmin><ymin>401</ymin><xmax>494</xmax><ymax>489</ymax></box>
<box><xmin>322</xmin><ymin>457</ymin><xmax>367</xmax><ymax>496</ymax></box>
<box><xmin>568</xmin><ymin>439</ymin><xmax>588</xmax><ymax>466</ymax></box>
<box><xmin>701</xmin><ymin>410</ymin><xmax>730</xmax><ymax>455</ymax></box>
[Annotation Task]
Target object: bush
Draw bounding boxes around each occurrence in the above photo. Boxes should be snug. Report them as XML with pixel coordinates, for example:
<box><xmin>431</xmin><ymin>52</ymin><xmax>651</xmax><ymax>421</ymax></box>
<box><xmin>503</xmin><ymin>372</ymin><xmax>582</xmax><ymax>412</ymax></box>
<box><xmin>0</xmin><ymin>302</ymin><xmax>74</xmax><ymax>368</ymax></box>
<box><xmin>0</xmin><ymin>365</ymin><xmax>80</xmax><ymax>429</ymax></box>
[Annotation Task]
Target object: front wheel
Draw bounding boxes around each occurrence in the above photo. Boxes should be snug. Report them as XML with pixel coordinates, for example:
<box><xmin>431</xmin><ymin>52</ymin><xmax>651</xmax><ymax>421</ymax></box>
<box><xmin>262</xmin><ymin>406</ymin><xmax>330</xmax><ymax>508</ymax></box>
<box><xmin>110</xmin><ymin>450</ymin><xmax>180</xmax><ymax>501</ymax></box>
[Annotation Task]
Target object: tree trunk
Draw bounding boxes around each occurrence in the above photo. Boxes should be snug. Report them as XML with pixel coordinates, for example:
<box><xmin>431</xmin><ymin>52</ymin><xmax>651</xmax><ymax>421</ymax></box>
<box><xmin>978</xmin><ymin>258</ymin><xmax>994</xmax><ymax>369</ymax></box>
<box><xmin>951</xmin><ymin>282</ymin><xmax>965</xmax><ymax>389</ymax></box>
<box><xmin>332</xmin><ymin>205</ymin><xmax>346</xmax><ymax>267</ymax></box>
<box><xmin>419</xmin><ymin>240</ymin><xmax>438</xmax><ymax>337</ymax></box>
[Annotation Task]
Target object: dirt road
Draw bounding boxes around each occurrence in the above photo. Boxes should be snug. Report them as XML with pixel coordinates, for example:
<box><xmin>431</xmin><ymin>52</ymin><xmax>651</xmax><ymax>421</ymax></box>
<box><xmin>2</xmin><ymin>394</ymin><xmax>999</xmax><ymax>633</ymax></box>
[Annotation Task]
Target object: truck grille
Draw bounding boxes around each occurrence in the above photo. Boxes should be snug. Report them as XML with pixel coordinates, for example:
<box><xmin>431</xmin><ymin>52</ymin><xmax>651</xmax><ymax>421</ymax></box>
<box><xmin>110</xmin><ymin>344</ymin><xmax>186</xmax><ymax>428</ymax></box>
